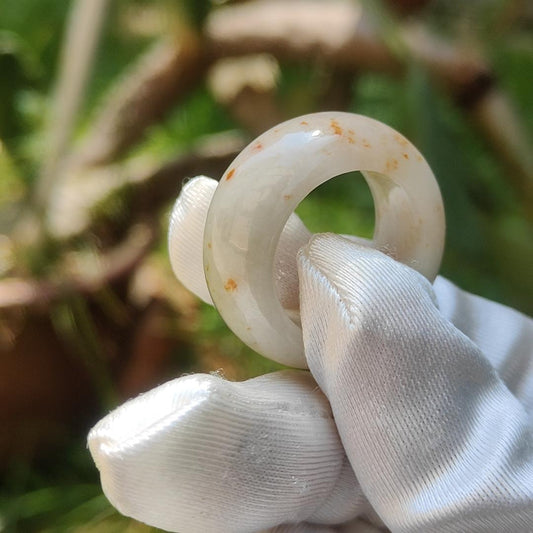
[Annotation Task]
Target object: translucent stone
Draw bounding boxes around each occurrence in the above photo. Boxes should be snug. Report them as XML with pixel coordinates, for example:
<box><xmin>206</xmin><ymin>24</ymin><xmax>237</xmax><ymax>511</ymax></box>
<box><xmin>203</xmin><ymin>112</ymin><xmax>445</xmax><ymax>368</ymax></box>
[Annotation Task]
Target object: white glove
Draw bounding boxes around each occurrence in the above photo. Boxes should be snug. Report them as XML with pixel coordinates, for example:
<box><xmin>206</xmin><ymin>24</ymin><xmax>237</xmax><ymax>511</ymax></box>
<box><xmin>88</xmin><ymin>177</ymin><xmax>533</xmax><ymax>532</ymax></box>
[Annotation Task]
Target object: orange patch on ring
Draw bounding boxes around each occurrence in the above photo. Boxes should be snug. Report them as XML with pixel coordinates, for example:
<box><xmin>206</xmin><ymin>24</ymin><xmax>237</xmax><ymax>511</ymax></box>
<box><xmin>394</xmin><ymin>133</ymin><xmax>408</xmax><ymax>147</ymax></box>
<box><xmin>224</xmin><ymin>278</ymin><xmax>238</xmax><ymax>291</ymax></box>
<box><xmin>330</xmin><ymin>119</ymin><xmax>343</xmax><ymax>136</ymax></box>
<box><xmin>300</xmin><ymin>121</ymin><xmax>309</xmax><ymax>126</ymax></box>
<box><xmin>252</xmin><ymin>142</ymin><xmax>263</xmax><ymax>152</ymax></box>
<box><xmin>362</xmin><ymin>139</ymin><xmax>371</xmax><ymax>148</ymax></box>
<box><xmin>283</xmin><ymin>194</ymin><xmax>292</xmax><ymax>200</ymax></box>
<box><xmin>403</xmin><ymin>153</ymin><xmax>409</xmax><ymax>159</ymax></box>
<box><xmin>226</xmin><ymin>168</ymin><xmax>236</xmax><ymax>180</ymax></box>
<box><xmin>386</xmin><ymin>158</ymin><xmax>399</xmax><ymax>171</ymax></box>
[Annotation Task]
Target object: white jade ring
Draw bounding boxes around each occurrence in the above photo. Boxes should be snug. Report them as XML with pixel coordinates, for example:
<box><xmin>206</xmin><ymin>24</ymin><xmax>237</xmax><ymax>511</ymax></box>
<box><xmin>204</xmin><ymin>112</ymin><xmax>445</xmax><ymax>368</ymax></box>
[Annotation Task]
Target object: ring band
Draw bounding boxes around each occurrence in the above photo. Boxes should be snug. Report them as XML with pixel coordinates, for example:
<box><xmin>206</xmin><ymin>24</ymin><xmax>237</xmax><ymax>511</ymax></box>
<box><xmin>203</xmin><ymin>112</ymin><xmax>445</xmax><ymax>367</ymax></box>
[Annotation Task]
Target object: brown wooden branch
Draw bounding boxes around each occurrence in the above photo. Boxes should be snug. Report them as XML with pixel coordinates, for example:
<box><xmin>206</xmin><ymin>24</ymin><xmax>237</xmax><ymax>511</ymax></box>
<box><xmin>208</xmin><ymin>55</ymin><xmax>285</xmax><ymax>135</ymax></box>
<box><xmin>470</xmin><ymin>92</ymin><xmax>533</xmax><ymax>207</ymax></box>
<box><xmin>74</xmin><ymin>32</ymin><xmax>209</xmax><ymax>167</ymax></box>
<box><xmin>0</xmin><ymin>223</ymin><xmax>155</xmax><ymax>310</ymax></box>
<box><xmin>34</xmin><ymin>0</ymin><xmax>110</xmax><ymax>211</ymax></box>
<box><xmin>2</xmin><ymin>131</ymin><xmax>244</xmax><ymax>307</ymax></box>
<box><xmin>127</xmin><ymin>132</ymin><xmax>245</xmax><ymax>219</ymax></box>
<box><xmin>206</xmin><ymin>0</ymin><xmax>532</xmax><ymax>202</ymax></box>
<box><xmin>31</xmin><ymin>0</ymin><xmax>530</xmax><ymax>248</ymax></box>
<box><xmin>206</xmin><ymin>1</ymin><xmax>402</xmax><ymax>74</ymax></box>
<box><xmin>46</xmin><ymin>132</ymin><xmax>245</xmax><ymax>240</ymax></box>
<box><xmin>206</xmin><ymin>1</ymin><xmax>492</xmax><ymax>102</ymax></box>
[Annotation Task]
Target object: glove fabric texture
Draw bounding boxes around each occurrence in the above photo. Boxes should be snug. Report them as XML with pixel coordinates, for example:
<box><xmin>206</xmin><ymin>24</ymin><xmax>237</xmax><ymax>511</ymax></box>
<box><xmin>88</xmin><ymin>177</ymin><xmax>533</xmax><ymax>532</ymax></box>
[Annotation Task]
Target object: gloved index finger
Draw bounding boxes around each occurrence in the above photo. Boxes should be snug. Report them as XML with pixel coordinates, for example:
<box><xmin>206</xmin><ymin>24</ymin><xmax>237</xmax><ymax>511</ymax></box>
<box><xmin>298</xmin><ymin>233</ymin><xmax>533</xmax><ymax>532</ymax></box>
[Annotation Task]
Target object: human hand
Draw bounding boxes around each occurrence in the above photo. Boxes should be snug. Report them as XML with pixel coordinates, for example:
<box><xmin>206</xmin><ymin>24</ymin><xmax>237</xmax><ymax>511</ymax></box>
<box><xmin>88</xmin><ymin>176</ymin><xmax>533</xmax><ymax>532</ymax></box>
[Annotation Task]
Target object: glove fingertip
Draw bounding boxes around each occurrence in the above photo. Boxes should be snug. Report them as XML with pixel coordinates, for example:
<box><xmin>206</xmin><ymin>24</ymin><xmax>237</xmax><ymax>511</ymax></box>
<box><xmin>168</xmin><ymin>176</ymin><xmax>217</xmax><ymax>305</ymax></box>
<box><xmin>298</xmin><ymin>232</ymin><xmax>435</xmax><ymax>310</ymax></box>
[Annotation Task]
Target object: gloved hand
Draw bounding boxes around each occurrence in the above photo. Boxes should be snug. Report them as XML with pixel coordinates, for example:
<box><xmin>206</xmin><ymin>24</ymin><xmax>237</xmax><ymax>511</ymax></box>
<box><xmin>88</xmin><ymin>176</ymin><xmax>533</xmax><ymax>533</ymax></box>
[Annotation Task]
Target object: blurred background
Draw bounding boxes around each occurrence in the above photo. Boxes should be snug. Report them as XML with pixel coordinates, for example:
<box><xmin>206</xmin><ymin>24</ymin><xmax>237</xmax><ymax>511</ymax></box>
<box><xmin>0</xmin><ymin>0</ymin><xmax>531</xmax><ymax>530</ymax></box>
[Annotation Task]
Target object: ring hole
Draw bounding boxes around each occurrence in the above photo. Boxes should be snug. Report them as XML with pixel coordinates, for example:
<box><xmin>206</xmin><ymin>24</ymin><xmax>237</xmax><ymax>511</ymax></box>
<box><xmin>274</xmin><ymin>171</ymin><xmax>375</xmax><ymax>323</ymax></box>
<box><xmin>295</xmin><ymin>171</ymin><xmax>375</xmax><ymax>239</ymax></box>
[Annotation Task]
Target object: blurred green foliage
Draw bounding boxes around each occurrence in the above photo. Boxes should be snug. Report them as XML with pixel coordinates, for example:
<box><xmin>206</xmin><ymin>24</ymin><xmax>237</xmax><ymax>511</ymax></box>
<box><xmin>0</xmin><ymin>0</ymin><xmax>531</xmax><ymax>530</ymax></box>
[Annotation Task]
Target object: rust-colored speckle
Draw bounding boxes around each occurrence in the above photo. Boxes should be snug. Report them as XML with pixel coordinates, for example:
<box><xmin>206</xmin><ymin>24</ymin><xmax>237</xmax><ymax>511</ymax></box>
<box><xmin>207</xmin><ymin>242</ymin><xmax>212</xmax><ymax>249</ymax></box>
<box><xmin>330</xmin><ymin>119</ymin><xmax>343</xmax><ymax>136</ymax></box>
<box><xmin>283</xmin><ymin>194</ymin><xmax>292</xmax><ymax>200</ymax></box>
<box><xmin>252</xmin><ymin>142</ymin><xmax>263</xmax><ymax>152</ymax></box>
<box><xmin>403</xmin><ymin>153</ymin><xmax>409</xmax><ymax>160</ymax></box>
<box><xmin>386</xmin><ymin>158</ymin><xmax>399</xmax><ymax>172</ymax></box>
<box><xmin>362</xmin><ymin>139</ymin><xmax>371</xmax><ymax>148</ymax></box>
<box><xmin>224</xmin><ymin>278</ymin><xmax>238</xmax><ymax>292</ymax></box>
<box><xmin>246</xmin><ymin>326</ymin><xmax>252</xmax><ymax>331</ymax></box>
<box><xmin>394</xmin><ymin>133</ymin><xmax>408</xmax><ymax>147</ymax></box>
<box><xmin>300</xmin><ymin>120</ymin><xmax>309</xmax><ymax>126</ymax></box>
<box><xmin>416</xmin><ymin>154</ymin><xmax>423</xmax><ymax>161</ymax></box>
<box><xmin>226</xmin><ymin>168</ymin><xmax>236</xmax><ymax>181</ymax></box>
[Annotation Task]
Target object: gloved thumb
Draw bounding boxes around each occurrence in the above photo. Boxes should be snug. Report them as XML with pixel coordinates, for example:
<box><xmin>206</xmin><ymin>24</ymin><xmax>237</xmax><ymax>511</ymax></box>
<box><xmin>88</xmin><ymin>370</ymin><xmax>365</xmax><ymax>532</ymax></box>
